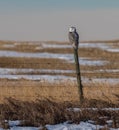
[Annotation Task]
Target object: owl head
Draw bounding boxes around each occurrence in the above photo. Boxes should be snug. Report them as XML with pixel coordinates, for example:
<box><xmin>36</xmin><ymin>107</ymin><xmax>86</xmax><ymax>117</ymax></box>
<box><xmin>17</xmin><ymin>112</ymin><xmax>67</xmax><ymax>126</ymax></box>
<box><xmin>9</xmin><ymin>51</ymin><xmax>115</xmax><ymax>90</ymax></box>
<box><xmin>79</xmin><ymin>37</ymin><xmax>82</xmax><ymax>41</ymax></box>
<box><xmin>69</xmin><ymin>27</ymin><xmax>76</xmax><ymax>32</ymax></box>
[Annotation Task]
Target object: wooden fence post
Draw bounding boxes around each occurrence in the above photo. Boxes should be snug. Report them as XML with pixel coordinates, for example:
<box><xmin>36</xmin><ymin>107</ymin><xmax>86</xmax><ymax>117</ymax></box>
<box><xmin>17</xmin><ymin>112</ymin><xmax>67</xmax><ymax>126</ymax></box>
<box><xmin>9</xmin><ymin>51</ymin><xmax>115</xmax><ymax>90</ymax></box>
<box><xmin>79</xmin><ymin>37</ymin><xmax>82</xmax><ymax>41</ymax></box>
<box><xmin>73</xmin><ymin>48</ymin><xmax>84</xmax><ymax>103</ymax></box>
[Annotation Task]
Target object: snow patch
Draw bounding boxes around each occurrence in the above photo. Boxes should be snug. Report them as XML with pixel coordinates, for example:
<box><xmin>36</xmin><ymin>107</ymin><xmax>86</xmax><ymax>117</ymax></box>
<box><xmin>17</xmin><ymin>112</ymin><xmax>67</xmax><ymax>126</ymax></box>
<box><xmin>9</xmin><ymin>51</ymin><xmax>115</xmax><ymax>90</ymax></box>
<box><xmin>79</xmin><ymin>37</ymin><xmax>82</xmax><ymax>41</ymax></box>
<box><xmin>0</xmin><ymin>50</ymin><xmax>108</xmax><ymax>66</ymax></box>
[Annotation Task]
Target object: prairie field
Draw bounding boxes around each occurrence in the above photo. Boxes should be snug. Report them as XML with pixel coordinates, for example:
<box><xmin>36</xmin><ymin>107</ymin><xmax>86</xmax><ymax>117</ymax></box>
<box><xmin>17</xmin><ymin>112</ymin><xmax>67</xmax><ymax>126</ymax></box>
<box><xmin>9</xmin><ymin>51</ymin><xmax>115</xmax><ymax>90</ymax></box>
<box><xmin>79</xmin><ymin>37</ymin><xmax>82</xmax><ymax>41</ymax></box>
<box><xmin>0</xmin><ymin>40</ymin><xmax>119</xmax><ymax>129</ymax></box>
<box><xmin>0</xmin><ymin>40</ymin><xmax>119</xmax><ymax>103</ymax></box>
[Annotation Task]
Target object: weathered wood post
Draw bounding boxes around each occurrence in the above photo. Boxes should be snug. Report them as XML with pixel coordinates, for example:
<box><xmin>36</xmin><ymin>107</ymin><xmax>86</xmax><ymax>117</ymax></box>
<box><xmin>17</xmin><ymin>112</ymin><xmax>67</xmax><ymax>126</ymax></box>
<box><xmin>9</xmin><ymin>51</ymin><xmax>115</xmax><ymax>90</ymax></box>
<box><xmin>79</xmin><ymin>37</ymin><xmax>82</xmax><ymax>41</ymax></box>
<box><xmin>68</xmin><ymin>26</ymin><xmax>84</xmax><ymax>103</ymax></box>
<box><xmin>73</xmin><ymin>48</ymin><xmax>84</xmax><ymax>103</ymax></box>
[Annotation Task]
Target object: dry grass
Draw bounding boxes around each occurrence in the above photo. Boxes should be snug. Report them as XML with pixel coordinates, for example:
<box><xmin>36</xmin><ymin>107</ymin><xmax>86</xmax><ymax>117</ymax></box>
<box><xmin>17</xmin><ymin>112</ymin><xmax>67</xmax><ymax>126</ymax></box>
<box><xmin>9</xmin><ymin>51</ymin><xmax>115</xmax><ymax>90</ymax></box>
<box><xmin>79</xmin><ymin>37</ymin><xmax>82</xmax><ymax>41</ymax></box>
<box><xmin>0</xmin><ymin>79</ymin><xmax>78</xmax><ymax>103</ymax></box>
<box><xmin>0</xmin><ymin>98</ymin><xmax>119</xmax><ymax>129</ymax></box>
<box><xmin>0</xmin><ymin>41</ymin><xmax>119</xmax><ymax>72</ymax></box>
<box><xmin>0</xmin><ymin>41</ymin><xmax>118</xmax><ymax>102</ymax></box>
<box><xmin>0</xmin><ymin>79</ymin><xmax>119</xmax><ymax>104</ymax></box>
<box><xmin>0</xmin><ymin>57</ymin><xmax>73</xmax><ymax>70</ymax></box>
<box><xmin>0</xmin><ymin>56</ymin><xmax>119</xmax><ymax>78</ymax></box>
<box><xmin>0</xmin><ymin>41</ymin><xmax>119</xmax><ymax>129</ymax></box>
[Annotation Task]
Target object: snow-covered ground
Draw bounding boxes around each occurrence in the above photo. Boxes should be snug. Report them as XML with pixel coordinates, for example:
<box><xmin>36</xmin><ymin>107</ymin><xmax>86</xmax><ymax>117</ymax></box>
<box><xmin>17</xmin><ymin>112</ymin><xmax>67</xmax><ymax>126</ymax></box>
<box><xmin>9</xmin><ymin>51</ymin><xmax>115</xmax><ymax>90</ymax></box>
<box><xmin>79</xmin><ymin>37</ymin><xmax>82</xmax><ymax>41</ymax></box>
<box><xmin>0</xmin><ymin>67</ymin><xmax>119</xmax><ymax>75</ymax></box>
<box><xmin>0</xmin><ymin>42</ymin><xmax>119</xmax><ymax>84</ymax></box>
<box><xmin>46</xmin><ymin>121</ymin><xmax>115</xmax><ymax>130</ymax></box>
<box><xmin>2</xmin><ymin>42</ymin><xmax>119</xmax><ymax>52</ymax></box>
<box><xmin>36</xmin><ymin>42</ymin><xmax>119</xmax><ymax>52</ymax></box>
<box><xmin>0</xmin><ymin>67</ymin><xmax>119</xmax><ymax>84</ymax></box>
<box><xmin>0</xmin><ymin>50</ymin><xmax>108</xmax><ymax>66</ymax></box>
<box><xmin>0</xmin><ymin>68</ymin><xmax>74</xmax><ymax>75</ymax></box>
<box><xmin>2</xmin><ymin>107</ymin><xmax>119</xmax><ymax>129</ymax></box>
<box><xmin>0</xmin><ymin>120</ymin><xmax>118</xmax><ymax>130</ymax></box>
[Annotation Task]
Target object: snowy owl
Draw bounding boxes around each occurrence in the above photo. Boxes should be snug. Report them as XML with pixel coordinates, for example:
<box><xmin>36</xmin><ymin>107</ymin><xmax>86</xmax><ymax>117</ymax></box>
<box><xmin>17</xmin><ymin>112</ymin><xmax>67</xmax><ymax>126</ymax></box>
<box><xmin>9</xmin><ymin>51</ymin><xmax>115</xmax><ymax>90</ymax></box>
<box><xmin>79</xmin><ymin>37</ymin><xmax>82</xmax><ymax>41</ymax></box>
<box><xmin>68</xmin><ymin>27</ymin><xmax>79</xmax><ymax>49</ymax></box>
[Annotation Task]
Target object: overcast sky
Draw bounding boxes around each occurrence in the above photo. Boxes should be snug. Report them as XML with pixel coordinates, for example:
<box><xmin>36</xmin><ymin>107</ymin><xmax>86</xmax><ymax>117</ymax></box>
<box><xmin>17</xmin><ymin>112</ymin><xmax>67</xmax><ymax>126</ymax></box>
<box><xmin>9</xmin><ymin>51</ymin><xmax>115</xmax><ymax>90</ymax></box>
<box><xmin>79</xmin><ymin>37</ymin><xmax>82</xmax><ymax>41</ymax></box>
<box><xmin>0</xmin><ymin>0</ymin><xmax>119</xmax><ymax>41</ymax></box>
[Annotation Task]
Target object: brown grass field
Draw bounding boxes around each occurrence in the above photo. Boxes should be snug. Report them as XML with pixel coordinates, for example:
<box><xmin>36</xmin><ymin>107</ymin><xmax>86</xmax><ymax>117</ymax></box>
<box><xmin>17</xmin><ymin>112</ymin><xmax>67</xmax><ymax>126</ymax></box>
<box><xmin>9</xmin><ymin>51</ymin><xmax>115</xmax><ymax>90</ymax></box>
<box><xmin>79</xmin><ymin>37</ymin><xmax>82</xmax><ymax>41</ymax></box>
<box><xmin>0</xmin><ymin>40</ymin><xmax>119</xmax><ymax>103</ymax></box>
<box><xmin>0</xmin><ymin>79</ymin><xmax>119</xmax><ymax>103</ymax></box>
<box><xmin>0</xmin><ymin>40</ymin><xmax>119</xmax><ymax>128</ymax></box>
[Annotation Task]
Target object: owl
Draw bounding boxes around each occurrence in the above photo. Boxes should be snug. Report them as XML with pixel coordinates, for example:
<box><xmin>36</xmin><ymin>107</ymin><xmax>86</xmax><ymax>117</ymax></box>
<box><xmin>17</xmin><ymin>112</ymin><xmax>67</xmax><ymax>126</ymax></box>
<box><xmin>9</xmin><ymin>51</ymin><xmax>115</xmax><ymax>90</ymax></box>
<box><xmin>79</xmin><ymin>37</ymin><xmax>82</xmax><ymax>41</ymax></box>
<box><xmin>68</xmin><ymin>27</ymin><xmax>79</xmax><ymax>49</ymax></box>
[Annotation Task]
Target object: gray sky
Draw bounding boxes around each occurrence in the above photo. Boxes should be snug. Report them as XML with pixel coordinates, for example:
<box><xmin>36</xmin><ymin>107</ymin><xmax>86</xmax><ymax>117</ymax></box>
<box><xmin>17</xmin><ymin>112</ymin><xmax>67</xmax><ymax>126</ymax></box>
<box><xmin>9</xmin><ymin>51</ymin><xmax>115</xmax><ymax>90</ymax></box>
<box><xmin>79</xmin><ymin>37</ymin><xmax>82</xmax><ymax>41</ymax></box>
<box><xmin>0</xmin><ymin>0</ymin><xmax>119</xmax><ymax>41</ymax></box>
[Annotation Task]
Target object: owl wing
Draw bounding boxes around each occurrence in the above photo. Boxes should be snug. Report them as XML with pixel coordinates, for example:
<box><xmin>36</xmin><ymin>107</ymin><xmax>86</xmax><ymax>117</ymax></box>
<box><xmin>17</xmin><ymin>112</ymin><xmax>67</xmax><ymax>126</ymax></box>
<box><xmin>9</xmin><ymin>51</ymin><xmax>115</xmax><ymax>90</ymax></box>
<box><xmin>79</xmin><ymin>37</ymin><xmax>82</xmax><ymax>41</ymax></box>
<box><xmin>68</xmin><ymin>32</ymin><xmax>79</xmax><ymax>44</ymax></box>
